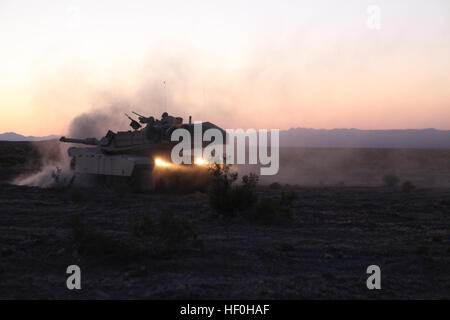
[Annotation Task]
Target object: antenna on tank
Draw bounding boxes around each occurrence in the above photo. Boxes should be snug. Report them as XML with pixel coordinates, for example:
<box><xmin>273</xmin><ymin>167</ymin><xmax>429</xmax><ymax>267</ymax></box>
<box><xmin>163</xmin><ymin>80</ymin><xmax>167</xmax><ymax>111</ymax></box>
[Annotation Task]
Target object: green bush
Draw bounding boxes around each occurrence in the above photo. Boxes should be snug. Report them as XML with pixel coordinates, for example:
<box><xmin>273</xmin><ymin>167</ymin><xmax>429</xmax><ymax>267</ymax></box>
<box><xmin>249</xmin><ymin>191</ymin><xmax>297</xmax><ymax>222</ymax></box>
<box><xmin>280</xmin><ymin>191</ymin><xmax>297</xmax><ymax>207</ymax></box>
<box><xmin>207</xmin><ymin>163</ymin><xmax>296</xmax><ymax>222</ymax></box>
<box><xmin>69</xmin><ymin>209</ymin><xmax>199</xmax><ymax>259</ymax></box>
<box><xmin>279</xmin><ymin>242</ymin><xmax>295</xmax><ymax>251</ymax></box>
<box><xmin>157</xmin><ymin>209</ymin><xmax>198</xmax><ymax>252</ymax></box>
<box><xmin>130</xmin><ymin>213</ymin><xmax>155</xmax><ymax>237</ymax></box>
<box><xmin>129</xmin><ymin>209</ymin><xmax>199</xmax><ymax>257</ymax></box>
<box><xmin>431</xmin><ymin>235</ymin><xmax>443</xmax><ymax>243</ymax></box>
<box><xmin>68</xmin><ymin>215</ymin><xmax>130</xmax><ymax>257</ymax></box>
<box><xmin>207</xmin><ymin>163</ymin><xmax>258</xmax><ymax>216</ymax></box>
<box><xmin>383</xmin><ymin>174</ymin><xmax>400</xmax><ymax>187</ymax></box>
<box><xmin>402</xmin><ymin>181</ymin><xmax>416</xmax><ymax>193</ymax></box>
<box><xmin>269</xmin><ymin>182</ymin><xmax>282</xmax><ymax>189</ymax></box>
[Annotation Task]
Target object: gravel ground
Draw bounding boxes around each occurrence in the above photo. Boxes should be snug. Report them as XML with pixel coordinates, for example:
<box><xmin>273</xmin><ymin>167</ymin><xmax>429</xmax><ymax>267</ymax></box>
<box><xmin>1</xmin><ymin>182</ymin><xmax>449</xmax><ymax>299</ymax></box>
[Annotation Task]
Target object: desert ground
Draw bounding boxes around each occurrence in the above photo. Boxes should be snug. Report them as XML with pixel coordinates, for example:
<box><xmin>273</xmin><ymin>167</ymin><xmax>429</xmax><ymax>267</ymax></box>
<box><xmin>0</xmin><ymin>141</ymin><xmax>449</xmax><ymax>299</ymax></box>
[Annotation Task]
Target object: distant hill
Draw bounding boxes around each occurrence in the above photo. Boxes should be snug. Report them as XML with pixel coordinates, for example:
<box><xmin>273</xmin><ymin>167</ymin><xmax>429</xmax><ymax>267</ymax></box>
<box><xmin>2</xmin><ymin>129</ymin><xmax>450</xmax><ymax>148</ymax></box>
<box><xmin>280</xmin><ymin>128</ymin><xmax>450</xmax><ymax>149</ymax></box>
<box><xmin>0</xmin><ymin>132</ymin><xmax>60</xmax><ymax>142</ymax></box>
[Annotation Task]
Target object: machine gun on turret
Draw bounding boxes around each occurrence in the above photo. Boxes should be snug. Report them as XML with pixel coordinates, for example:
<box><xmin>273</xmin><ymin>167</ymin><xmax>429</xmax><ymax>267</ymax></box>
<box><xmin>125</xmin><ymin>113</ymin><xmax>142</xmax><ymax>130</ymax></box>
<box><xmin>132</xmin><ymin>111</ymin><xmax>155</xmax><ymax>125</ymax></box>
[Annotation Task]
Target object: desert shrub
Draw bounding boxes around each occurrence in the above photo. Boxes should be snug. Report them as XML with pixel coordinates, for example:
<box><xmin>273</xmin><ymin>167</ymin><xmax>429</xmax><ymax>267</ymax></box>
<box><xmin>207</xmin><ymin>163</ymin><xmax>296</xmax><ymax>222</ymax></box>
<box><xmin>207</xmin><ymin>163</ymin><xmax>258</xmax><ymax>216</ymax></box>
<box><xmin>67</xmin><ymin>186</ymin><xmax>88</xmax><ymax>202</ymax></box>
<box><xmin>207</xmin><ymin>163</ymin><xmax>238</xmax><ymax>213</ymax></box>
<box><xmin>255</xmin><ymin>196</ymin><xmax>287</xmax><ymax>220</ymax></box>
<box><xmin>402</xmin><ymin>181</ymin><xmax>416</xmax><ymax>193</ymax></box>
<box><xmin>68</xmin><ymin>209</ymin><xmax>199</xmax><ymax>259</ymax></box>
<box><xmin>431</xmin><ymin>235</ymin><xmax>443</xmax><ymax>243</ymax></box>
<box><xmin>68</xmin><ymin>215</ymin><xmax>130</xmax><ymax>257</ymax></box>
<box><xmin>129</xmin><ymin>209</ymin><xmax>200</xmax><ymax>256</ymax></box>
<box><xmin>130</xmin><ymin>213</ymin><xmax>155</xmax><ymax>237</ymax></box>
<box><xmin>383</xmin><ymin>174</ymin><xmax>399</xmax><ymax>187</ymax></box>
<box><xmin>416</xmin><ymin>245</ymin><xmax>430</xmax><ymax>255</ymax></box>
<box><xmin>269</xmin><ymin>182</ymin><xmax>282</xmax><ymax>189</ymax></box>
<box><xmin>249</xmin><ymin>191</ymin><xmax>297</xmax><ymax>222</ymax></box>
<box><xmin>280</xmin><ymin>191</ymin><xmax>297</xmax><ymax>207</ymax></box>
<box><xmin>157</xmin><ymin>209</ymin><xmax>199</xmax><ymax>252</ymax></box>
<box><xmin>279</xmin><ymin>242</ymin><xmax>295</xmax><ymax>251</ymax></box>
<box><xmin>235</xmin><ymin>173</ymin><xmax>259</xmax><ymax>205</ymax></box>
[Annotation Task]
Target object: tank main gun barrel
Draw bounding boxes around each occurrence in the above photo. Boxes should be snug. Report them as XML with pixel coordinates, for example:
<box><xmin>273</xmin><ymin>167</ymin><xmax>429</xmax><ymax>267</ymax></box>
<box><xmin>60</xmin><ymin>136</ymin><xmax>99</xmax><ymax>145</ymax></box>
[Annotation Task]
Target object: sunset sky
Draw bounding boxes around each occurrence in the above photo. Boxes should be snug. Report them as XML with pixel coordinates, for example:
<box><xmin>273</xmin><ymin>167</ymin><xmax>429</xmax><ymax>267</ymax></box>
<box><xmin>1</xmin><ymin>0</ymin><xmax>449</xmax><ymax>136</ymax></box>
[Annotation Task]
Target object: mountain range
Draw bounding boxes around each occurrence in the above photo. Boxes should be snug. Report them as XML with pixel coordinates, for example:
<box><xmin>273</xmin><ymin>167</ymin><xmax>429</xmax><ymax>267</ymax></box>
<box><xmin>0</xmin><ymin>132</ymin><xmax>60</xmax><ymax>142</ymax></box>
<box><xmin>280</xmin><ymin>128</ymin><xmax>450</xmax><ymax>148</ymax></box>
<box><xmin>1</xmin><ymin>128</ymin><xmax>450</xmax><ymax>148</ymax></box>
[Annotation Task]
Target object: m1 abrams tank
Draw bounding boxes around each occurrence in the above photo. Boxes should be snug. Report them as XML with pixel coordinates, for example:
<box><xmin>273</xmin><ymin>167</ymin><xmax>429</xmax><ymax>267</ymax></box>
<box><xmin>60</xmin><ymin>112</ymin><xmax>224</xmax><ymax>191</ymax></box>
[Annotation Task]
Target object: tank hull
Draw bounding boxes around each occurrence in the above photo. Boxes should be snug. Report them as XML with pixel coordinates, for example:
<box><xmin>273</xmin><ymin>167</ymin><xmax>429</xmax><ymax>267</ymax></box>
<box><xmin>67</xmin><ymin>146</ymin><xmax>212</xmax><ymax>192</ymax></box>
<box><xmin>68</xmin><ymin>147</ymin><xmax>153</xmax><ymax>177</ymax></box>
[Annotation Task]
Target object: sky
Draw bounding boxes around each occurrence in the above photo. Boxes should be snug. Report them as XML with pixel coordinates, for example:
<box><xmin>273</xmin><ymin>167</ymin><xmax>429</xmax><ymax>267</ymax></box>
<box><xmin>0</xmin><ymin>0</ymin><xmax>449</xmax><ymax>136</ymax></box>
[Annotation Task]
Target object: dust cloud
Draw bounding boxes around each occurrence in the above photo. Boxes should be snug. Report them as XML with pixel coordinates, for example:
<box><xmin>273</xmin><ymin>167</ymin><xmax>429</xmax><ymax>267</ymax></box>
<box><xmin>239</xmin><ymin>147</ymin><xmax>450</xmax><ymax>187</ymax></box>
<box><xmin>12</xmin><ymin>140</ymin><xmax>71</xmax><ymax>188</ymax></box>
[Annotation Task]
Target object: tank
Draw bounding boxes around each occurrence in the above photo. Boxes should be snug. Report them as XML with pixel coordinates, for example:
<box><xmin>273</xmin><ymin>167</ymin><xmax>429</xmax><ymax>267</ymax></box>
<box><xmin>60</xmin><ymin>112</ymin><xmax>225</xmax><ymax>191</ymax></box>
